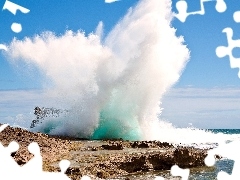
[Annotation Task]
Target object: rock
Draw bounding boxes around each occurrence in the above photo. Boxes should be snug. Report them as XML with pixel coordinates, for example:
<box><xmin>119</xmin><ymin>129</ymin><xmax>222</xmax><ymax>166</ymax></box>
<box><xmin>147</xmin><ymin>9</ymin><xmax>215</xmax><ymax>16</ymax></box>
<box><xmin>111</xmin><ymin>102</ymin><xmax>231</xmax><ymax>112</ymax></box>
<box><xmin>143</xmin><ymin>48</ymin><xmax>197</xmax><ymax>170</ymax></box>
<box><xmin>102</xmin><ymin>142</ymin><xmax>124</xmax><ymax>150</ymax></box>
<box><xmin>156</xmin><ymin>141</ymin><xmax>173</xmax><ymax>148</ymax></box>
<box><xmin>0</xmin><ymin>124</ymin><xmax>71</xmax><ymax>165</ymax></box>
<box><xmin>96</xmin><ymin>170</ymin><xmax>110</xmax><ymax>179</ymax></box>
<box><xmin>148</xmin><ymin>152</ymin><xmax>175</xmax><ymax>170</ymax></box>
<box><xmin>119</xmin><ymin>156</ymin><xmax>149</xmax><ymax>173</ymax></box>
<box><xmin>130</xmin><ymin>141</ymin><xmax>173</xmax><ymax>149</ymax></box>
<box><xmin>131</xmin><ymin>141</ymin><xmax>150</xmax><ymax>148</ymax></box>
<box><xmin>0</xmin><ymin>124</ymin><xmax>209</xmax><ymax>179</ymax></box>
<box><xmin>173</xmin><ymin>147</ymin><xmax>207</xmax><ymax>168</ymax></box>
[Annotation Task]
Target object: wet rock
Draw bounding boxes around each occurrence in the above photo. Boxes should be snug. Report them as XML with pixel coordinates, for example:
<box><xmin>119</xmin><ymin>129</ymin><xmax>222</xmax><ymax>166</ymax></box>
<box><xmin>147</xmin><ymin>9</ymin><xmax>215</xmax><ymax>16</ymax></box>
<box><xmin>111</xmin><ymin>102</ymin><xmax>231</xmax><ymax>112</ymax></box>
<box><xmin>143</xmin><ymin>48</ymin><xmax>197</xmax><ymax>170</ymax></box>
<box><xmin>102</xmin><ymin>142</ymin><xmax>124</xmax><ymax>150</ymax></box>
<box><xmin>130</xmin><ymin>141</ymin><xmax>173</xmax><ymax>149</ymax></box>
<box><xmin>173</xmin><ymin>147</ymin><xmax>207</xmax><ymax>168</ymax></box>
<box><xmin>131</xmin><ymin>141</ymin><xmax>150</xmax><ymax>148</ymax></box>
<box><xmin>119</xmin><ymin>156</ymin><xmax>149</xmax><ymax>173</ymax></box>
<box><xmin>156</xmin><ymin>141</ymin><xmax>173</xmax><ymax>148</ymax></box>
<box><xmin>148</xmin><ymin>153</ymin><xmax>175</xmax><ymax>170</ymax></box>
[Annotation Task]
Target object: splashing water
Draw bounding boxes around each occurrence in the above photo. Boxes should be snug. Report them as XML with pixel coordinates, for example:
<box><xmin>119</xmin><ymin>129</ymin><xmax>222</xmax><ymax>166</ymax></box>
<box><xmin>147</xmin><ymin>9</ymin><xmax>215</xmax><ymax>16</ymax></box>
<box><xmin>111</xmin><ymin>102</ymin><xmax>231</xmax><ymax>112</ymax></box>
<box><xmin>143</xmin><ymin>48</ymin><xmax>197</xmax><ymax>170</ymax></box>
<box><xmin>6</xmin><ymin>0</ymin><xmax>232</xmax><ymax>144</ymax></box>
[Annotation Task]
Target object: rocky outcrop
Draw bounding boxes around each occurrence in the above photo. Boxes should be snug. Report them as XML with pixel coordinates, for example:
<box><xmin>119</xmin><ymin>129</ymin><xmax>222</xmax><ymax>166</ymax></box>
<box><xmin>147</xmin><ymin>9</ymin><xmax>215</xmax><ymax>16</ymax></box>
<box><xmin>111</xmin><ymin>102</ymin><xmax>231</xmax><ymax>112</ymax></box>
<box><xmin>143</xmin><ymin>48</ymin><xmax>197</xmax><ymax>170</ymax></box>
<box><xmin>0</xmin><ymin>124</ymin><xmax>72</xmax><ymax>165</ymax></box>
<box><xmin>102</xmin><ymin>142</ymin><xmax>124</xmax><ymax>150</ymax></box>
<box><xmin>0</xmin><ymin>124</ymin><xmax>209</xmax><ymax>179</ymax></box>
<box><xmin>66</xmin><ymin>140</ymin><xmax>208</xmax><ymax>179</ymax></box>
<box><xmin>130</xmin><ymin>141</ymin><xmax>173</xmax><ymax>148</ymax></box>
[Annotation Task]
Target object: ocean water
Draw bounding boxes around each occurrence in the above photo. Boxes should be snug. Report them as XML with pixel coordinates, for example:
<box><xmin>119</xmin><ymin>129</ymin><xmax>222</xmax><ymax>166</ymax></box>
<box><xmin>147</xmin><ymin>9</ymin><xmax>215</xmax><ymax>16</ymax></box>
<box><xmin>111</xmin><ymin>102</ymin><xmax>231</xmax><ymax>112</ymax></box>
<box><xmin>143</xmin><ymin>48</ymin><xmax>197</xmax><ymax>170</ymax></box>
<box><xmin>208</xmin><ymin>129</ymin><xmax>240</xmax><ymax>135</ymax></box>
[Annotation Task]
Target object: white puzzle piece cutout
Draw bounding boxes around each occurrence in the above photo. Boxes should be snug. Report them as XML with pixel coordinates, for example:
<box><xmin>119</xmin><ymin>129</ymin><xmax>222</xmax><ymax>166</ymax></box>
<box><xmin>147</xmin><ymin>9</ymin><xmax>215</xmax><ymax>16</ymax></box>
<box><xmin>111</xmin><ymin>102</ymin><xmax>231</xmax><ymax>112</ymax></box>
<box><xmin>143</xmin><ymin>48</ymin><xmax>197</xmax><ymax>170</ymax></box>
<box><xmin>216</xmin><ymin>11</ymin><xmax>240</xmax><ymax>78</ymax></box>
<box><xmin>0</xmin><ymin>124</ymin><xmax>92</xmax><ymax>180</ymax></box>
<box><xmin>205</xmin><ymin>140</ymin><xmax>240</xmax><ymax>180</ymax></box>
<box><xmin>175</xmin><ymin>0</ymin><xmax>227</xmax><ymax>22</ymax></box>
<box><xmin>171</xmin><ymin>165</ymin><xmax>190</xmax><ymax>180</ymax></box>
<box><xmin>2</xmin><ymin>0</ymin><xmax>30</xmax><ymax>33</ymax></box>
<box><xmin>3</xmin><ymin>0</ymin><xmax>30</xmax><ymax>15</ymax></box>
<box><xmin>154</xmin><ymin>176</ymin><xmax>165</xmax><ymax>180</ymax></box>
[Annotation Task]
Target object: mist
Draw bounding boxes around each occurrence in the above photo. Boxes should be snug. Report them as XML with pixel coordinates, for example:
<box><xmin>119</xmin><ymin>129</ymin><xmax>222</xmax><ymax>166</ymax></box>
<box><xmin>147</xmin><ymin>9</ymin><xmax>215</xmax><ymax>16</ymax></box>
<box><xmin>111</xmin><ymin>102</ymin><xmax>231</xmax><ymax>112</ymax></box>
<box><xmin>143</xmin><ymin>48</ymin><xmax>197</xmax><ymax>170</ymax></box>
<box><xmin>6</xmin><ymin>0</ymin><xmax>194</xmax><ymax>142</ymax></box>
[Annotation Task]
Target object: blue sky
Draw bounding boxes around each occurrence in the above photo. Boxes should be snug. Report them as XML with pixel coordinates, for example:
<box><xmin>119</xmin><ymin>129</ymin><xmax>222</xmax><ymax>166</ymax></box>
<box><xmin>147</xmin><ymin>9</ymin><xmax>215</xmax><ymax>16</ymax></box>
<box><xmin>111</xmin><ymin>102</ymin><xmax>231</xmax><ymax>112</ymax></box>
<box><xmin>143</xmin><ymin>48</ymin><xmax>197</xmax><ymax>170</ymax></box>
<box><xmin>0</xmin><ymin>0</ymin><xmax>240</xmax><ymax>89</ymax></box>
<box><xmin>172</xmin><ymin>0</ymin><xmax>240</xmax><ymax>88</ymax></box>
<box><xmin>0</xmin><ymin>0</ymin><xmax>240</xmax><ymax>129</ymax></box>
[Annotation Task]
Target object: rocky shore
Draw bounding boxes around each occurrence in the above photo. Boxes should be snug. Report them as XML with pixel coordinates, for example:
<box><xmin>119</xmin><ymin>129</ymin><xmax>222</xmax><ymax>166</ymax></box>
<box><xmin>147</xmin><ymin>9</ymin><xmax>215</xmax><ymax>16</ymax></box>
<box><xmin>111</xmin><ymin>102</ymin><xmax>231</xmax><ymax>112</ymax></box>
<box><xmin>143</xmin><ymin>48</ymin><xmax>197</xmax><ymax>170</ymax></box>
<box><xmin>0</xmin><ymin>124</ymin><xmax>210</xmax><ymax>179</ymax></box>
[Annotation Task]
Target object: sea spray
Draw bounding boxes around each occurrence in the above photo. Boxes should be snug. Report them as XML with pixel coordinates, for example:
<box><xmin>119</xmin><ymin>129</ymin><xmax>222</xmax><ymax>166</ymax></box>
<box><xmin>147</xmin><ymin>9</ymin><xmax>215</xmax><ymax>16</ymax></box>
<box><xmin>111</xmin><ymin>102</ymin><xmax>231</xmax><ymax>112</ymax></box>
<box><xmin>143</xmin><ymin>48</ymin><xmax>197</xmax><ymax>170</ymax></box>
<box><xmin>6</xmin><ymin>0</ymin><xmax>193</xmax><ymax>142</ymax></box>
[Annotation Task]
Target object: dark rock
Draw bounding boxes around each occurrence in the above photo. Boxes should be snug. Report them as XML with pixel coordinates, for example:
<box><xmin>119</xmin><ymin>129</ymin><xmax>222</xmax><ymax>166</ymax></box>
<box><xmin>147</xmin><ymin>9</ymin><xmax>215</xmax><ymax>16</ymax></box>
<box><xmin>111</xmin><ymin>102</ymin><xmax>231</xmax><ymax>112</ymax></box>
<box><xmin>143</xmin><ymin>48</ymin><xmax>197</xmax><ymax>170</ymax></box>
<box><xmin>130</xmin><ymin>141</ymin><xmax>173</xmax><ymax>149</ymax></box>
<box><xmin>148</xmin><ymin>153</ymin><xmax>174</xmax><ymax>170</ymax></box>
<box><xmin>66</xmin><ymin>167</ymin><xmax>81</xmax><ymax>175</ymax></box>
<box><xmin>96</xmin><ymin>170</ymin><xmax>110</xmax><ymax>179</ymax></box>
<box><xmin>102</xmin><ymin>143</ymin><xmax>124</xmax><ymax>150</ymax></box>
<box><xmin>119</xmin><ymin>156</ymin><xmax>149</xmax><ymax>173</ymax></box>
<box><xmin>173</xmin><ymin>147</ymin><xmax>207</xmax><ymax>168</ymax></box>
<box><xmin>156</xmin><ymin>141</ymin><xmax>173</xmax><ymax>148</ymax></box>
<box><xmin>131</xmin><ymin>141</ymin><xmax>149</xmax><ymax>148</ymax></box>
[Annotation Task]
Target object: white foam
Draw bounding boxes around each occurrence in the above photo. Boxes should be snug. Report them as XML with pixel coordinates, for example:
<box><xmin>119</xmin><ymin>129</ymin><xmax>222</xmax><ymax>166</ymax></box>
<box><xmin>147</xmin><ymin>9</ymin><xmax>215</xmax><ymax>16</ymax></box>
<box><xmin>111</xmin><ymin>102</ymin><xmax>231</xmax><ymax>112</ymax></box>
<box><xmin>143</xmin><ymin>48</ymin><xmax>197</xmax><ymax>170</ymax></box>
<box><xmin>8</xmin><ymin>0</ymin><xmax>226</xmax><ymax>144</ymax></box>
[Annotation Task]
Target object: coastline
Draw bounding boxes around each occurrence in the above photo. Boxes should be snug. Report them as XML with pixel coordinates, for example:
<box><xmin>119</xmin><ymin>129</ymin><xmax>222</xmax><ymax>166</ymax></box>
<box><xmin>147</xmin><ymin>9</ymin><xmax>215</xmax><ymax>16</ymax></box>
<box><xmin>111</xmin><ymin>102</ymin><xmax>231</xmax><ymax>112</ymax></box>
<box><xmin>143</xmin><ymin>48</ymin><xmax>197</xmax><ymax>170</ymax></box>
<box><xmin>0</xmin><ymin>124</ymin><xmax>210</xmax><ymax>179</ymax></box>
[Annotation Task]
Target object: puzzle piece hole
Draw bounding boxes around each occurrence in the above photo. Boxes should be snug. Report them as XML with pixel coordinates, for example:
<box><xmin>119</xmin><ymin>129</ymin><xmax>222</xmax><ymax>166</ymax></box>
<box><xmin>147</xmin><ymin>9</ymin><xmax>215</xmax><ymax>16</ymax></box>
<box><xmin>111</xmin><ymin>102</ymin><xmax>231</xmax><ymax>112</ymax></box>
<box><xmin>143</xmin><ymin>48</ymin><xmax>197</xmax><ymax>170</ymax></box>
<box><xmin>232</xmin><ymin>47</ymin><xmax>240</xmax><ymax>59</ymax></box>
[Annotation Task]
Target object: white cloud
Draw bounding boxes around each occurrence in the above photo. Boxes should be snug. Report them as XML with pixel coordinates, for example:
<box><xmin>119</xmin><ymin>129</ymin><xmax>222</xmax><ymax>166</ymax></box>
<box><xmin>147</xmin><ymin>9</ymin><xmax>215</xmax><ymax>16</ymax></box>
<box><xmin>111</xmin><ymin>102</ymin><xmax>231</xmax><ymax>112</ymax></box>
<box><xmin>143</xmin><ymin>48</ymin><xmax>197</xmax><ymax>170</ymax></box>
<box><xmin>161</xmin><ymin>87</ymin><xmax>240</xmax><ymax>129</ymax></box>
<box><xmin>2</xmin><ymin>87</ymin><xmax>238</xmax><ymax>132</ymax></box>
<box><xmin>0</xmin><ymin>89</ymin><xmax>58</xmax><ymax>128</ymax></box>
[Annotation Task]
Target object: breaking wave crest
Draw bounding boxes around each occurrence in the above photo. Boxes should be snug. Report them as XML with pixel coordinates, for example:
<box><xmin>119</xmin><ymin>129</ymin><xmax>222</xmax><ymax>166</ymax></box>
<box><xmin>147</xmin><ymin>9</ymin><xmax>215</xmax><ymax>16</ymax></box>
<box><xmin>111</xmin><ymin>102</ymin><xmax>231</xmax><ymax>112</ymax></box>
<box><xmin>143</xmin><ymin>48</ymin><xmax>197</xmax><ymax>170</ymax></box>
<box><xmin>6</xmin><ymin>0</ymin><xmax>234</xmax><ymax>145</ymax></box>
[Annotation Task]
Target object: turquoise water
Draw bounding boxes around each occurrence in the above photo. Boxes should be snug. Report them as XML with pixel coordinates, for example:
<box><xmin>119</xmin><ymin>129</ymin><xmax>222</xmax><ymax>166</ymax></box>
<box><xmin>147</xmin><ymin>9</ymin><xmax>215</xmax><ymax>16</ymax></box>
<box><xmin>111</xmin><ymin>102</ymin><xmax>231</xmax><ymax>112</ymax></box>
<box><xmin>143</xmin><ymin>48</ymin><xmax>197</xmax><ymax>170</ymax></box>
<box><xmin>91</xmin><ymin>108</ymin><xmax>142</xmax><ymax>141</ymax></box>
<box><xmin>207</xmin><ymin>129</ymin><xmax>240</xmax><ymax>134</ymax></box>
